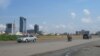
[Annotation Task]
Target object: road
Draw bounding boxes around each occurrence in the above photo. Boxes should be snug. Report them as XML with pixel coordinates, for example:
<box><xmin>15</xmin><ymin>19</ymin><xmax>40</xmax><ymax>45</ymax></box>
<box><xmin>71</xmin><ymin>38</ymin><xmax>100</xmax><ymax>56</ymax></box>
<box><xmin>0</xmin><ymin>36</ymin><xmax>100</xmax><ymax>56</ymax></box>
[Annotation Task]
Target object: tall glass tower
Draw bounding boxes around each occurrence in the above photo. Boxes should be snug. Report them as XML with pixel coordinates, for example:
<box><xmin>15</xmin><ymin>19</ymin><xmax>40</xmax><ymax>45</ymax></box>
<box><xmin>19</xmin><ymin>17</ymin><xmax>26</xmax><ymax>33</ymax></box>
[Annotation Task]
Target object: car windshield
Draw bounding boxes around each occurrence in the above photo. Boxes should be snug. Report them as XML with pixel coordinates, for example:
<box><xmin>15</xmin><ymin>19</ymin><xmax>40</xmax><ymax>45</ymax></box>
<box><xmin>29</xmin><ymin>35</ymin><xmax>33</xmax><ymax>37</ymax></box>
<box><xmin>20</xmin><ymin>35</ymin><xmax>33</xmax><ymax>37</ymax></box>
<box><xmin>20</xmin><ymin>35</ymin><xmax>28</xmax><ymax>37</ymax></box>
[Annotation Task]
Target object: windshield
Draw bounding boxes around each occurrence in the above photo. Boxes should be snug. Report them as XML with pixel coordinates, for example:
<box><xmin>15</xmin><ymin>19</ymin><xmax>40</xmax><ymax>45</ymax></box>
<box><xmin>20</xmin><ymin>35</ymin><xmax>28</xmax><ymax>37</ymax></box>
<box><xmin>20</xmin><ymin>35</ymin><xmax>33</xmax><ymax>37</ymax></box>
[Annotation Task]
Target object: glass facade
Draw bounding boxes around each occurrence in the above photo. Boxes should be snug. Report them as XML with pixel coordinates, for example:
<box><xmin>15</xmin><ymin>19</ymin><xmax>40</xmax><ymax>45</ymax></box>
<box><xmin>5</xmin><ymin>23</ymin><xmax>14</xmax><ymax>34</ymax></box>
<box><xmin>20</xmin><ymin>17</ymin><xmax>26</xmax><ymax>33</ymax></box>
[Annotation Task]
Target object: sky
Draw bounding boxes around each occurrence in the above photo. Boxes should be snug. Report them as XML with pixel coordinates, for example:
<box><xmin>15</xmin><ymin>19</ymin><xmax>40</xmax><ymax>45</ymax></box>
<box><xmin>0</xmin><ymin>0</ymin><xmax>100</xmax><ymax>33</ymax></box>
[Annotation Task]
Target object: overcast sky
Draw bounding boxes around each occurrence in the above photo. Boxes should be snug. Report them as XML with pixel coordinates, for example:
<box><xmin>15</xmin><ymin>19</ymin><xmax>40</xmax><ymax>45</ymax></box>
<box><xmin>0</xmin><ymin>0</ymin><xmax>100</xmax><ymax>33</ymax></box>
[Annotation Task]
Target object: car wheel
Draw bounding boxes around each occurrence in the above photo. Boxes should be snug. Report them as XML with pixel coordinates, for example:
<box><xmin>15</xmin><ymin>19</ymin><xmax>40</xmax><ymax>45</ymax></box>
<box><xmin>33</xmin><ymin>39</ymin><xmax>36</xmax><ymax>43</ymax></box>
<box><xmin>25</xmin><ymin>39</ymin><xmax>28</xmax><ymax>43</ymax></box>
<box><xmin>17</xmin><ymin>41</ymin><xmax>21</xmax><ymax>43</ymax></box>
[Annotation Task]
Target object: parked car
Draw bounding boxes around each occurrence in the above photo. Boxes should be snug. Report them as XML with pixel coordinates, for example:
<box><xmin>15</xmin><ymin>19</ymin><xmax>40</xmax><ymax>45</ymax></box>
<box><xmin>83</xmin><ymin>34</ymin><xmax>92</xmax><ymax>39</ymax></box>
<box><xmin>17</xmin><ymin>35</ymin><xmax>37</xmax><ymax>43</ymax></box>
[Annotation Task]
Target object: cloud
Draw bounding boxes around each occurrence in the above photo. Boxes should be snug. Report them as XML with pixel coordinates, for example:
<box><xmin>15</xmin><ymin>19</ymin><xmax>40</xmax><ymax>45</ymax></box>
<box><xmin>97</xmin><ymin>16</ymin><xmax>100</xmax><ymax>20</ymax></box>
<box><xmin>55</xmin><ymin>24</ymin><xmax>66</xmax><ymax>29</ymax></box>
<box><xmin>39</xmin><ymin>25</ymin><xmax>49</xmax><ymax>32</ymax></box>
<box><xmin>55</xmin><ymin>25</ymin><xmax>60</xmax><ymax>29</ymax></box>
<box><xmin>95</xmin><ymin>16</ymin><xmax>100</xmax><ymax>23</ymax></box>
<box><xmin>0</xmin><ymin>24</ymin><xmax>6</xmax><ymax>31</ymax></box>
<box><xmin>0</xmin><ymin>0</ymin><xmax>11</xmax><ymax>9</ymax></box>
<box><xmin>66</xmin><ymin>23</ymin><xmax>78</xmax><ymax>32</ymax></box>
<box><xmin>60</xmin><ymin>24</ymin><xmax>66</xmax><ymax>28</ymax></box>
<box><xmin>81</xmin><ymin>18</ymin><xmax>92</xmax><ymax>24</ymax></box>
<box><xmin>54</xmin><ymin>23</ymin><xmax>78</xmax><ymax>33</ymax></box>
<box><xmin>53</xmin><ymin>24</ymin><xmax>67</xmax><ymax>33</ymax></box>
<box><xmin>39</xmin><ymin>25</ymin><xmax>43</xmax><ymax>29</ymax></box>
<box><xmin>71</xmin><ymin>12</ymin><xmax>76</xmax><ymax>18</ymax></box>
<box><xmin>83</xmin><ymin>9</ymin><xmax>90</xmax><ymax>16</ymax></box>
<box><xmin>28</xmin><ymin>24</ymin><xmax>49</xmax><ymax>33</ymax></box>
<box><xmin>42</xmin><ymin>21</ymin><xmax>47</xmax><ymax>25</ymax></box>
<box><xmin>81</xmin><ymin>9</ymin><xmax>93</xmax><ymax>24</ymax></box>
<box><xmin>28</xmin><ymin>24</ymin><xmax>34</xmax><ymax>29</ymax></box>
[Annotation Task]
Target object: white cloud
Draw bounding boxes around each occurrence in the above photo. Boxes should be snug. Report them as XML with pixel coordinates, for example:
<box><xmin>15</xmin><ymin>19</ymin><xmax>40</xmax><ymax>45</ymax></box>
<box><xmin>28</xmin><ymin>24</ymin><xmax>34</xmax><ymax>29</ymax></box>
<box><xmin>55</xmin><ymin>24</ymin><xmax>66</xmax><ymax>29</ymax></box>
<box><xmin>66</xmin><ymin>23</ymin><xmax>78</xmax><ymax>32</ymax></box>
<box><xmin>0</xmin><ymin>0</ymin><xmax>11</xmax><ymax>9</ymax></box>
<box><xmin>40</xmin><ymin>26</ymin><xmax>49</xmax><ymax>32</ymax></box>
<box><xmin>95</xmin><ymin>16</ymin><xmax>100</xmax><ymax>23</ymax></box>
<box><xmin>71</xmin><ymin>12</ymin><xmax>76</xmax><ymax>18</ymax></box>
<box><xmin>42</xmin><ymin>22</ymin><xmax>47</xmax><ymax>25</ymax></box>
<box><xmin>38</xmin><ymin>25</ymin><xmax>49</xmax><ymax>32</ymax></box>
<box><xmin>53</xmin><ymin>23</ymin><xmax>77</xmax><ymax>33</ymax></box>
<box><xmin>81</xmin><ymin>18</ymin><xmax>92</xmax><ymax>24</ymax></box>
<box><xmin>53</xmin><ymin>24</ymin><xmax>67</xmax><ymax>33</ymax></box>
<box><xmin>60</xmin><ymin>24</ymin><xmax>66</xmax><ymax>28</ymax></box>
<box><xmin>97</xmin><ymin>16</ymin><xmax>100</xmax><ymax>20</ymax></box>
<box><xmin>28</xmin><ymin>24</ymin><xmax>49</xmax><ymax>33</ymax></box>
<box><xmin>81</xmin><ymin>9</ymin><xmax>93</xmax><ymax>24</ymax></box>
<box><xmin>0</xmin><ymin>24</ymin><xmax>6</xmax><ymax>31</ymax></box>
<box><xmin>83</xmin><ymin>9</ymin><xmax>90</xmax><ymax>16</ymax></box>
<box><xmin>39</xmin><ymin>25</ymin><xmax>43</xmax><ymax>29</ymax></box>
<box><xmin>55</xmin><ymin>25</ymin><xmax>60</xmax><ymax>29</ymax></box>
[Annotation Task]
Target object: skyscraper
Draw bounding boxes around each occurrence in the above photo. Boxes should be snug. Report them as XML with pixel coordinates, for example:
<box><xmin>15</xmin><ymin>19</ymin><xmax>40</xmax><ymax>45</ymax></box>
<box><xmin>19</xmin><ymin>17</ymin><xmax>26</xmax><ymax>33</ymax></box>
<box><xmin>5</xmin><ymin>23</ymin><xmax>15</xmax><ymax>34</ymax></box>
<box><xmin>34</xmin><ymin>24</ymin><xmax>39</xmax><ymax>34</ymax></box>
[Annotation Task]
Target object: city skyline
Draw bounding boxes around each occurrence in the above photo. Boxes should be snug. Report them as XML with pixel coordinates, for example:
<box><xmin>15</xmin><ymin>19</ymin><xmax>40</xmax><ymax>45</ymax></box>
<box><xmin>0</xmin><ymin>0</ymin><xmax>100</xmax><ymax>33</ymax></box>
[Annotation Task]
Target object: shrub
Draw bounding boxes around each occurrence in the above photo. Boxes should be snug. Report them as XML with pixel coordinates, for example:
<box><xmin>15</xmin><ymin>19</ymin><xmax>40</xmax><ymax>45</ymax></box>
<box><xmin>0</xmin><ymin>34</ymin><xmax>17</xmax><ymax>41</ymax></box>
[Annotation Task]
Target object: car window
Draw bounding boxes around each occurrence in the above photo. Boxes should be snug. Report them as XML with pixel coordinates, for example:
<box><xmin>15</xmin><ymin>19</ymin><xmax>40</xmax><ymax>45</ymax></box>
<box><xmin>29</xmin><ymin>35</ymin><xmax>33</xmax><ymax>37</ymax></box>
<box><xmin>20</xmin><ymin>35</ymin><xmax>28</xmax><ymax>37</ymax></box>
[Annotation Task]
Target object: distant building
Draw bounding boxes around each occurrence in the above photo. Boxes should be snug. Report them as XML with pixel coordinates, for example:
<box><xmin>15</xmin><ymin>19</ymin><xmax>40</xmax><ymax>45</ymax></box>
<box><xmin>27</xmin><ymin>29</ymin><xmax>34</xmax><ymax>34</ymax></box>
<box><xmin>5</xmin><ymin>23</ymin><xmax>15</xmax><ymax>34</ymax></box>
<box><xmin>95</xmin><ymin>31</ymin><xmax>100</xmax><ymax>35</ymax></box>
<box><xmin>76</xmin><ymin>30</ymin><xmax>89</xmax><ymax>35</ymax></box>
<box><xmin>19</xmin><ymin>17</ymin><xmax>26</xmax><ymax>33</ymax></box>
<box><xmin>34</xmin><ymin>24</ymin><xmax>39</xmax><ymax>34</ymax></box>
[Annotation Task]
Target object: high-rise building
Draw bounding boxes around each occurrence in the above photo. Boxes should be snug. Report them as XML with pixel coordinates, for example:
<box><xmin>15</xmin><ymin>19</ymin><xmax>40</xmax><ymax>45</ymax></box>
<box><xmin>5</xmin><ymin>23</ymin><xmax>15</xmax><ymax>34</ymax></box>
<box><xmin>34</xmin><ymin>24</ymin><xmax>39</xmax><ymax>34</ymax></box>
<box><xmin>19</xmin><ymin>17</ymin><xmax>26</xmax><ymax>33</ymax></box>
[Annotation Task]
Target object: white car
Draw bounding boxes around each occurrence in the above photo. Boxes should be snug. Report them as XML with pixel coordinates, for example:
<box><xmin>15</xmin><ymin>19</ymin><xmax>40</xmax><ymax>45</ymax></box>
<box><xmin>17</xmin><ymin>35</ymin><xmax>37</xmax><ymax>43</ymax></box>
